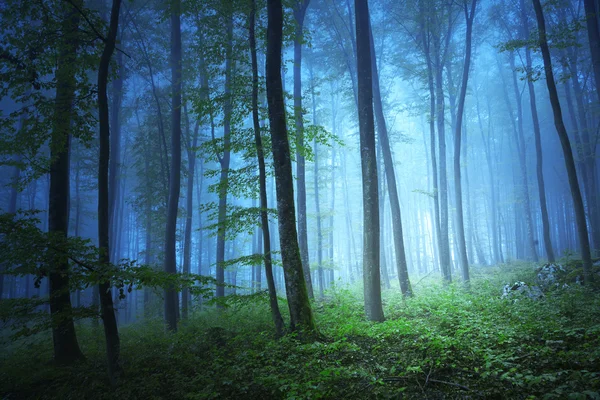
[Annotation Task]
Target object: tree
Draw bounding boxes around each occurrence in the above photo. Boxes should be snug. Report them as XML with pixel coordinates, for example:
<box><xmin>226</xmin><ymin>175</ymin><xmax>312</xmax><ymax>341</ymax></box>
<box><xmin>164</xmin><ymin>0</ymin><xmax>182</xmax><ymax>331</ymax></box>
<box><xmin>266</xmin><ymin>0</ymin><xmax>317</xmax><ymax>336</ymax></box>
<box><xmin>453</xmin><ymin>0</ymin><xmax>477</xmax><ymax>285</ymax></box>
<box><xmin>293</xmin><ymin>0</ymin><xmax>314</xmax><ymax>299</ymax></box>
<box><xmin>355</xmin><ymin>0</ymin><xmax>384</xmax><ymax>322</ymax></box>
<box><xmin>583</xmin><ymin>0</ymin><xmax>600</xmax><ymax>104</ymax></box>
<box><xmin>369</xmin><ymin>18</ymin><xmax>411</xmax><ymax>297</ymax></box>
<box><xmin>97</xmin><ymin>0</ymin><xmax>122</xmax><ymax>383</ymax></box>
<box><xmin>215</xmin><ymin>12</ymin><xmax>234</xmax><ymax>303</ymax></box>
<box><xmin>48</xmin><ymin>0</ymin><xmax>85</xmax><ymax>364</ymax></box>
<box><xmin>249</xmin><ymin>0</ymin><xmax>284</xmax><ymax>336</ymax></box>
<box><xmin>531</xmin><ymin>0</ymin><xmax>593</xmax><ymax>283</ymax></box>
<box><xmin>519</xmin><ymin>0</ymin><xmax>554</xmax><ymax>262</ymax></box>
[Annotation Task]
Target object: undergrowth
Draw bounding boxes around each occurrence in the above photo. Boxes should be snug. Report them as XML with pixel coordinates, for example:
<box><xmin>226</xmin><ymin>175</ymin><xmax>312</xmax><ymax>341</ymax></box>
<box><xmin>1</xmin><ymin>262</ymin><xmax>599</xmax><ymax>399</ymax></box>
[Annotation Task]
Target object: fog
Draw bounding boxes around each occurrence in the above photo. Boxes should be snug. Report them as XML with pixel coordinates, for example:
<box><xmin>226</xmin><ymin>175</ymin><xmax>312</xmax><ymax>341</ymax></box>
<box><xmin>0</xmin><ymin>0</ymin><xmax>599</xmax><ymax>391</ymax></box>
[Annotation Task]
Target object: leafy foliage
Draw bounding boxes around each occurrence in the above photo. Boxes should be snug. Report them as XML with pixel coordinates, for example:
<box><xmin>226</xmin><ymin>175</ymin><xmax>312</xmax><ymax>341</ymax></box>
<box><xmin>2</xmin><ymin>263</ymin><xmax>599</xmax><ymax>399</ymax></box>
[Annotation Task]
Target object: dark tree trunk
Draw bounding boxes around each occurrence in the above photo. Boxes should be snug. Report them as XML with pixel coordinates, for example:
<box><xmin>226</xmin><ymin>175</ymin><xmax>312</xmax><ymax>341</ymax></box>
<box><xmin>250</xmin><ymin>0</ymin><xmax>284</xmax><ymax>336</ymax></box>
<box><xmin>48</xmin><ymin>1</ymin><xmax>84</xmax><ymax>364</ymax></box>
<box><xmin>97</xmin><ymin>0</ymin><xmax>122</xmax><ymax>383</ymax></box>
<box><xmin>520</xmin><ymin>0</ymin><xmax>554</xmax><ymax>262</ymax></box>
<box><xmin>266</xmin><ymin>0</ymin><xmax>317</xmax><ymax>336</ymax></box>
<box><xmin>182</xmin><ymin>109</ymin><xmax>199</xmax><ymax>319</ymax></box>
<box><xmin>532</xmin><ymin>0</ymin><xmax>593</xmax><ymax>282</ymax></box>
<box><xmin>355</xmin><ymin>0</ymin><xmax>384</xmax><ymax>322</ymax></box>
<box><xmin>584</xmin><ymin>0</ymin><xmax>600</xmax><ymax>104</ymax></box>
<box><xmin>369</xmin><ymin>21</ymin><xmax>411</xmax><ymax>297</ymax></box>
<box><xmin>453</xmin><ymin>0</ymin><xmax>476</xmax><ymax>284</ymax></box>
<box><xmin>215</xmin><ymin>16</ymin><xmax>234</xmax><ymax>303</ymax></box>
<box><xmin>164</xmin><ymin>0</ymin><xmax>182</xmax><ymax>331</ymax></box>
<box><xmin>293</xmin><ymin>0</ymin><xmax>314</xmax><ymax>299</ymax></box>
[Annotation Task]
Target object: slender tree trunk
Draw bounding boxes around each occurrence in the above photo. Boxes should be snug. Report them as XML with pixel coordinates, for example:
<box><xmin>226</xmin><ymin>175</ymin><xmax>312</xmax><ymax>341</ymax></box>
<box><xmin>164</xmin><ymin>0</ymin><xmax>182</xmax><ymax>331</ymax></box>
<box><xmin>584</xmin><ymin>0</ymin><xmax>600</xmax><ymax>104</ymax></box>
<box><xmin>97</xmin><ymin>0</ymin><xmax>122</xmax><ymax>383</ymax></box>
<box><xmin>215</xmin><ymin>16</ymin><xmax>234</xmax><ymax>303</ymax></box>
<box><xmin>521</xmin><ymin>0</ymin><xmax>554</xmax><ymax>262</ymax></box>
<box><xmin>307</xmin><ymin>63</ymin><xmax>325</xmax><ymax>299</ymax></box>
<box><xmin>453</xmin><ymin>0</ymin><xmax>476</xmax><ymax>284</ymax></box>
<box><xmin>182</xmin><ymin>108</ymin><xmax>199</xmax><ymax>319</ymax></box>
<box><xmin>532</xmin><ymin>0</ymin><xmax>593</xmax><ymax>282</ymax></box>
<box><xmin>509</xmin><ymin>53</ymin><xmax>539</xmax><ymax>262</ymax></box>
<box><xmin>293</xmin><ymin>0</ymin><xmax>314</xmax><ymax>299</ymax></box>
<box><xmin>250</xmin><ymin>0</ymin><xmax>284</xmax><ymax>336</ymax></box>
<box><xmin>369</xmin><ymin>21</ymin><xmax>411</xmax><ymax>296</ymax></box>
<box><xmin>355</xmin><ymin>0</ymin><xmax>384</xmax><ymax>322</ymax></box>
<box><xmin>266</xmin><ymin>0</ymin><xmax>317</xmax><ymax>336</ymax></box>
<box><xmin>432</xmin><ymin>20</ymin><xmax>452</xmax><ymax>282</ymax></box>
<box><xmin>48</xmin><ymin>1</ymin><xmax>84</xmax><ymax>364</ymax></box>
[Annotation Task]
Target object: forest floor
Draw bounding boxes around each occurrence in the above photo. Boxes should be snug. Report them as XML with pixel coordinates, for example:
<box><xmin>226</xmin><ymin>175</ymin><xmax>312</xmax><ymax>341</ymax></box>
<box><xmin>1</xmin><ymin>261</ymin><xmax>600</xmax><ymax>399</ymax></box>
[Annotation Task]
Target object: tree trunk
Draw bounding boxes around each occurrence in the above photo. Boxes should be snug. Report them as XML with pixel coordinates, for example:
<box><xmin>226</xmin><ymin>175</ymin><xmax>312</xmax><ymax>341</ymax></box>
<box><xmin>309</xmin><ymin>77</ymin><xmax>324</xmax><ymax>299</ymax></box>
<box><xmin>532</xmin><ymin>0</ymin><xmax>593</xmax><ymax>282</ymax></box>
<box><xmin>215</xmin><ymin>17</ymin><xmax>234</xmax><ymax>303</ymax></box>
<box><xmin>584</xmin><ymin>0</ymin><xmax>600</xmax><ymax>104</ymax></box>
<box><xmin>97</xmin><ymin>0</ymin><xmax>122</xmax><ymax>383</ymax></box>
<box><xmin>453</xmin><ymin>0</ymin><xmax>476</xmax><ymax>284</ymax></box>
<box><xmin>369</xmin><ymin>20</ymin><xmax>411</xmax><ymax>296</ymax></box>
<box><xmin>48</xmin><ymin>1</ymin><xmax>85</xmax><ymax>364</ymax></box>
<box><xmin>250</xmin><ymin>0</ymin><xmax>284</xmax><ymax>336</ymax></box>
<box><xmin>293</xmin><ymin>0</ymin><xmax>314</xmax><ymax>299</ymax></box>
<box><xmin>182</xmin><ymin>108</ymin><xmax>199</xmax><ymax>319</ymax></box>
<box><xmin>509</xmin><ymin>53</ymin><xmax>539</xmax><ymax>262</ymax></box>
<box><xmin>266</xmin><ymin>0</ymin><xmax>317</xmax><ymax>336</ymax></box>
<box><xmin>355</xmin><ymin>0</ymin><xmax>384</xmax><ymax>322</ymax></box>
<box><xmin>164</xmin><ymin>0</ymin><xmax>182</xmax><ymax>331</ymax></box>
<box><xmin>520</xmin><ymin>0</ymin><xmax>554</xmax><ymax>262</ymax></box>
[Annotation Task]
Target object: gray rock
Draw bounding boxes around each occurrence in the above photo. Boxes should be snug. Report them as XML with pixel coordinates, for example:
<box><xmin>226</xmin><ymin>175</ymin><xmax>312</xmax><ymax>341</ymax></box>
<box><xmin>536</xmin><ymin>263</ymin><xmax>565</xmax><ymax>289</ymax></box>
<box><xmin>502</xmin><ymin>281</ymin><xmax>544</xmax><ymax>300</ymax></box>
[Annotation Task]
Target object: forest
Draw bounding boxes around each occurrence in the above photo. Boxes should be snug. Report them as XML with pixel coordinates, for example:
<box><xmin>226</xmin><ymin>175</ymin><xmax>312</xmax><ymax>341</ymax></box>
<box><xmin>1</xmin><ymin>0</ymin><xmax>600</xmax><ymax>398</ymax></box>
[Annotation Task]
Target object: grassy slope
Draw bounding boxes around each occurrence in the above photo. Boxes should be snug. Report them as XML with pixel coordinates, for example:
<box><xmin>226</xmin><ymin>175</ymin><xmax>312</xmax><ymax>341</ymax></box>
<box><xmin>1</xmin><ymin>262</ymin><xmax>599</xmax><ymax>399</ymax></box>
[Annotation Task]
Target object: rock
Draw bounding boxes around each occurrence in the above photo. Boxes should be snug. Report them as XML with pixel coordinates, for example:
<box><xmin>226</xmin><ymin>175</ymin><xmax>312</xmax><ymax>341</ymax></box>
<box><xmin>536</xmin><ymin>263</ymin><xmax>566</xmax><ymax>289</ymax></box>
<box><xmin>502</xmin><ymin>281</ymin><xmax>544</xmax><ymax>300</ymax></box>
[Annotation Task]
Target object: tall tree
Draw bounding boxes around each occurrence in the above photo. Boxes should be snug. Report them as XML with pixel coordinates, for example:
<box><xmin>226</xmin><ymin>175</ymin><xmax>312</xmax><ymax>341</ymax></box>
<box><xmin>182</xmin><ymin>111</ymin><xmax>199</xmax><ymax>319</ymax></box>
<box><xmin>355</xmin><ymin>0</ymin><xmax>384</xmax><ymax>322</ymax></box>
<box><xmin>97</xmin><ymin>0</ymin><xmax>122</xmax><ymax>383</ymax></box>
<box><xmin>583</xmin><ymin>0</ymin><xmax>600</xmax><ymax>103</ymax></box>
<box><xmin>453</xmin><ymin>0</ymin><xmax>477</xmax><ymax>284</ymax></box>
<box><xmin>215</xmin><ymin>13</ymin><xmax>234</xmax><ymax>302</ymax></box>
<box><xmin>164</xmin><ymin>0</ymin><xmax>182</xmax><ymax>331</ymax></box>
<box><xmin>250</xmin><ymin>0</ymin><xmax>284</xmax><ymax>336</ymax></box>
<box><xmin>48</xmin><ymin>0</ymin><xmax>85</xmax><ymax>364</ymax></box>
<box><xmin>293</xmin><ymin>0</ymin><xmax>314</xmax><ymax>299</ymax></box>
<box><xmin>266</xmin><ymin>0</ymin><xmax>317</xmax><ymax>336</ymax></box>
<box><xmin>531</xmin><ymin>0</ymin><xmax>593</xmax><ymax>283</ymax></box>
<box><xmin>520</xmin><ymin>0</ymin><xmax>554</xmax><ymax>262</ymax></box>
<box><xmin>369</xmin><ymin>19</ymin><xmax>411</xmax><ymax>297</ymax></box>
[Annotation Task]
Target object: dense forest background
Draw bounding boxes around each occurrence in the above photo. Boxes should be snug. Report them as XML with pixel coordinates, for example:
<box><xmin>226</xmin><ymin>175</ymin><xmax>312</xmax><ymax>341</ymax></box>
<box><xmin>1</xmin><ymin>0</ymin><xmax>600</xmax><ymax>398</ymax></box>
